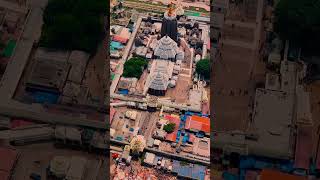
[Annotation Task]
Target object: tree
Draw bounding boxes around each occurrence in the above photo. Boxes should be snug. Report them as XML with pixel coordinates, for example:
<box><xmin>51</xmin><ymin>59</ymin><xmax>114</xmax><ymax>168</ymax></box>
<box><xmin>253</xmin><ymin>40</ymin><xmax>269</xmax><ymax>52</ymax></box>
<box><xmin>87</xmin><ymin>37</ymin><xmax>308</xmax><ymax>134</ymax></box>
<box><xmin>122</xmin><ymin>57</ymin><xmax>147</xmax><ymax>78</ymax></box>
<box><xmin>163</xmin><ymin>123</ymin><xmax>176</xmax><ymax>133</ymax></box>
<box><xmin>274</xmin><ymin>0</ymin><xmax>320</xmax><ymax>55</ymax></box>
<box><xmin>130</xmin><ymin>135</ymin><xmax>146</xmax><ymax>156</ymax></box>
<box><xmin>131</xmin><ymin>139</ymin><xmax>143</xmax><ymax>154</ymax></box>
<box><xmin>196</xmin><ymin>58</ymin><xmax>210</xmax><ymax>80</ymax></box>
<box><xmin>40</xmin><ymin>0</ymin><xmax>107</xmax><ymax>54</ymax></box>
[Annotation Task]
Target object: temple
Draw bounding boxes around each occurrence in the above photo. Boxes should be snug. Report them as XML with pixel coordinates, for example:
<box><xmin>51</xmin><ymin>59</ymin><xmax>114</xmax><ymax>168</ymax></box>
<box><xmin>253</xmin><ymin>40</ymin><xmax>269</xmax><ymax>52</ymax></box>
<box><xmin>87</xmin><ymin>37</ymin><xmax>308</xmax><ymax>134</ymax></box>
<box><xmin>160</xmin><ymin>3</ymin><xmax>178</xmax><ymax>43</ymax></box>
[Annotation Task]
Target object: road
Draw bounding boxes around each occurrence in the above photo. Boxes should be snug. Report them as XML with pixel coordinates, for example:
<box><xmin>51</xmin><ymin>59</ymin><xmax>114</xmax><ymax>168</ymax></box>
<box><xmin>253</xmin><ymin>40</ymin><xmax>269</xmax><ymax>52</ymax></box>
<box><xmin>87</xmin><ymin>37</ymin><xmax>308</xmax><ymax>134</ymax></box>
<box><xmin>0</xmin><ymin>7</ymin><xmax>43</xmax><ymax>99</ymax></box>
<box><xmin>139</xmin><ymin>112</ymin><xmax>158</xmax><ymax>139</ymax></box>
<box><xmin>0</xmin><ymin>1</ymin><xmax>107</xmax><ymax>129</ymax></box>
<box><xmin>110</xmin><ymin>17</ymin><xmax>142</xmax><ymax>94</ymax></box>
<box><xmin>124</xmin><ymin>0</ymin><xmax>209</xmax><ymax>17</ymax></box>
<box><xmin>110</xmin><ymin>139</ymin><xmax>210</xmax><ymax>166</ymax></box>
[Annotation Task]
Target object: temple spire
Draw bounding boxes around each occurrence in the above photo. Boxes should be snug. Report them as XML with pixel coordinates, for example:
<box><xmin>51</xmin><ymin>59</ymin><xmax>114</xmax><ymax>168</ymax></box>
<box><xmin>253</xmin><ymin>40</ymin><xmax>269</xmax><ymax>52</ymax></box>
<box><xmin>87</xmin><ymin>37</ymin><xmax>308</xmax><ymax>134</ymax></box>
<box><xmin>167</xmin><ymin>2</ymin><xmax>175</xmax><ymax>17</ymax></box>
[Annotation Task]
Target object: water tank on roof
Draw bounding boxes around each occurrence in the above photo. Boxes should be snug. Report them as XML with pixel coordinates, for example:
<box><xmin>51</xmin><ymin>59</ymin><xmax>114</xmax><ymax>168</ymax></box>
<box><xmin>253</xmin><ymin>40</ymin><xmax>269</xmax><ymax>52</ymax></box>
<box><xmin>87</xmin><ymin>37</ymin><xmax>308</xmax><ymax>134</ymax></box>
<box><xmin>195</xmin><ymin>54</ymin><xmax>201</xmax><ymax>63</ymax></box>
<box><xmin>174</xmin><ymin>65</ymin><xmax>181</xmax><ymax>71</ymax></box>
<box><xmin>171</xmin><ymin>76</ymin><xmax>178</xmax><ymax>81</ymax></box>
<box><xmin>168</xmin><ymin>80</ymin><xmax>176</xmax><ymax>88</ymax></box>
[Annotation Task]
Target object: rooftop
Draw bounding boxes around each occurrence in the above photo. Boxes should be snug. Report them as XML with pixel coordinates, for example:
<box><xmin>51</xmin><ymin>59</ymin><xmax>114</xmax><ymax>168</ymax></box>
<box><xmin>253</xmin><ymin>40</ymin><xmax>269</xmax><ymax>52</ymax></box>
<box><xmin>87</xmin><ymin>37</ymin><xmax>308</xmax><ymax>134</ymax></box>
<box><xmin>153</xmin><ymin>36</ymin><xmax>183</xmax><ymax>60</ymax></box>
<box><xmin>67</xmin><ymin>50</ymin><xmax>89</xmax><ymax>83</ymax></box>
<box><xmin>248</xmin><ymin>88</ymin><xmax>293</xmax><ymax>159</ymax></box>
<box><xmin>26</xmin><ymin>58</ymin><xmax>71</xmax><ymax>92</ymax></box>
<box><xmin>144</xmin><ymin>60</ymin><xmax>174</xmax><ymax>93</ymax></box>
<box><xmin>164</xmin><ymin>114</ymin><xmax>181</xmax><ymax>142</ymax></box>
<box><xmin>185</xmin><ymin>115</ymin><xmax>210</xmax><ymax>133</ymax></box>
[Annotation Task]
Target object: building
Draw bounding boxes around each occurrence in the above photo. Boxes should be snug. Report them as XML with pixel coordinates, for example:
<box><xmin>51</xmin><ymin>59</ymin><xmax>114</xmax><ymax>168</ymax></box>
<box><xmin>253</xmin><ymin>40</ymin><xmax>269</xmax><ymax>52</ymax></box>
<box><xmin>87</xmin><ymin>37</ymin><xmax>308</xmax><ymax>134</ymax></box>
<box><xmin>65</xmin><ymin>156</ymin><xmax>87</xmax><ymax>180</ymax></box>
<box><xmin>213</xmin><ymin>60</ymin><xmax>299</xmax><ymax>159</ymax></box>
<box><xmin>144</xmin><ymin>60</ymin><xmax>174</xmax><ymax>96</ymax></box>
<box><xmin>153</xmin><ymin>129</ymin><xmax>167</xmax><ymax>140</ymax></box>
<box><xmin>164</xmin><ymin>114</ymin><xmax>180</xmax><ymax>142</ymax></box>
<box><xmin>61</xmin><ymin>82</ymin><xmax>89</xmax><ymax>105</ymax></box>
<box><xmin>248</xmin><ymin>89</ymin><xmax>293</xmax><ymax>159</ymax></box>
<box><xmin>193</xmin><ymin>137</ymin><xmax>210</xmax><ymax>157</ymax></box>
<box><xmin>0</xmin><ymin>116</ymin><xmax>10</xmax><ymax>130</ymax></box>
<box><xmin>185</xmin><ymin>115</ymin><xmax>210</xmax><ymax>135</ymax></box>
<box><xmin>117</xmin><ymin>77</ymin><xmax>137</xmax><ymax>94</ymax></box>
<box><xmin>144</xmin><ymin>152</ymin><xmax>156</xmax><ymax>166</ymax></box>
<box><xmin>49</xmin><ymin>156</ymin><xmax>70</xmax><ymax>178</ymax></box>
<box><xmin>34</xmin><ymin>48</ymin><xmax>69</xmax><ymax>62</ymax></box>
<box><xmin>67</xmin><ymin>50</ymin><xmax>89</xmax><ymax>84</ymax></box>
<box><xmin>112</xmin><ymin>27</ymin><xmax>131</xmax><ymax>44</ymax></box>
<box><xmin>171</xmin><ymin>160</ymin><xmax>206</xmax><ymax>180</ymax></box>
<box><xmin>160</xmin><ymin>4</ymin><xmax>178</xmax><ymax>42</ymax></box>
<box><xmin>26</xmin><ymin>57</ymin><xmax>70</xmax><ymax>93</ymax></box>
<box><xmin>153</xmin><ymin>36</ymin><xmax>184</xmax><ymax>61</ymax></box>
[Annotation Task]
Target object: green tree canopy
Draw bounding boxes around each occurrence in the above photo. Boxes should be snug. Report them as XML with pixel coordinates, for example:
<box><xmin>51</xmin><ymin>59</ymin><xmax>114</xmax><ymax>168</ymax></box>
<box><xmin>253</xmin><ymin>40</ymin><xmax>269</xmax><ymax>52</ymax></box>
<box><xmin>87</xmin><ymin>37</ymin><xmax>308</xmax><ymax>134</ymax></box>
<box><xmin>122</xmin><ymin>57</ymin><xmax>147</xmax><ymax>78</ymax></box>
<box><xmin>274</xmin><ymin>0</ymin><xmax>320</xmax><ymax>55</ymax></box>
<box><xmin>196</xmin><ymin>58</ymin><xmax>210</xmax><ymax>80</ymax></box>
<box><xmin>40</xmin><ymin>0</ymin><xmax>107</xmax><ymax>54</ymax></box>
<box><xmin>163</xmin><ymin>123</ymin><xmax>176</xmax><ymax>133</ymax></box>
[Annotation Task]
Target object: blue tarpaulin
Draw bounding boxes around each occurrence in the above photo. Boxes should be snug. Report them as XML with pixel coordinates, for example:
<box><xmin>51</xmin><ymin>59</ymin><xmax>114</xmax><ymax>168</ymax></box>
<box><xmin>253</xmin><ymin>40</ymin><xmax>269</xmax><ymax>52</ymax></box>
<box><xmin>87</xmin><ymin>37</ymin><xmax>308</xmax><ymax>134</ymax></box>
<box><xmin>110</xmin><ymin>41</ymin><xmax>124</xmax><ymax>50</ymax></box>
<box><xmin>176</xmin><ymin>130</ymin><xmax>181</xmax><ymax>143</ymax></box>
<box><xmin>182</xmin><ymin>133</ymin><xmax>189</xmax><ymax>144</ymax></box>
<box><xmin>32</xmin><ymin>91</ymin><xmax>59</xmax><ymax>104</ymax></box>
<box><xmin>118</xmin><ymin>89</ymin><xmax>129</xmax><ymax>95</ymax></box>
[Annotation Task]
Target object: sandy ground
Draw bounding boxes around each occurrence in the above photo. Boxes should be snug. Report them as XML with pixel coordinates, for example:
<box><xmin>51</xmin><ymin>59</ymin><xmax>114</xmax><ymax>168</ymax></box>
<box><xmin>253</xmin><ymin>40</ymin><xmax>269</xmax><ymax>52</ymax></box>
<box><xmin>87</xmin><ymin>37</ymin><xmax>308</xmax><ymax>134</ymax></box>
<box><xmin>166</xmin><ymin>75</ymin><xmax>191</xmax><ymax>104</ymax></box>
<box><xmin>212</xmin><ymin>44</ymin><xmax>255</xmax><ymax>131</ymax></box>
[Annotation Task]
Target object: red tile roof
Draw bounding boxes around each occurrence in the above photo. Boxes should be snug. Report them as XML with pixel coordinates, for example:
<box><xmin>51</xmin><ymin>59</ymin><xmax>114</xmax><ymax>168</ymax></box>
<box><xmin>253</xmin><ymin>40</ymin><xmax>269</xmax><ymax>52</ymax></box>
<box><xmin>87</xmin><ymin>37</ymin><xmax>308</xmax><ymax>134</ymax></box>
<box><xmin>0</xmin><ymin>146</ymin><xmax>18</xmax><ymax>172</ymax></box>
<box><xmin>113</xmin><ymin>35</ymin><xmax>128</xmax><ymax>44</ymax></box>
<box><xmin>185</xmin><ymin>115</ymin><xmax>210</xmax><ymax>133</ymax></box>
<box><xmin>164</xmin><ymin>115</ymin><xmax>180</xmax><ymax>142</ymax></box>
